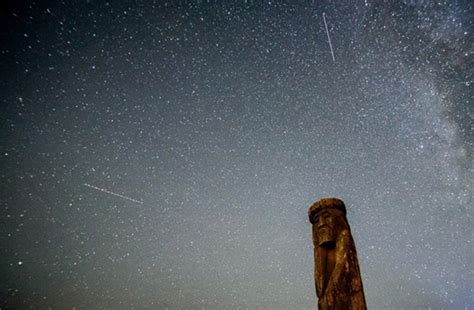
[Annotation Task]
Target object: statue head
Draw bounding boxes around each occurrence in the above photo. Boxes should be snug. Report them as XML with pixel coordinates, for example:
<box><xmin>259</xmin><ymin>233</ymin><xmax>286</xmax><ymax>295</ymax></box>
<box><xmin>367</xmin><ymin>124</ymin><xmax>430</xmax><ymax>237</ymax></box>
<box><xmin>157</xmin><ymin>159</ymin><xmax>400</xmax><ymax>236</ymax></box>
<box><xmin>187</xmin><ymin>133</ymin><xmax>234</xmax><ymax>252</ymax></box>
<box><xmin>308</xmin><ymin>198</ymin><xmax>348</xmax><ymax>248</ymax></box>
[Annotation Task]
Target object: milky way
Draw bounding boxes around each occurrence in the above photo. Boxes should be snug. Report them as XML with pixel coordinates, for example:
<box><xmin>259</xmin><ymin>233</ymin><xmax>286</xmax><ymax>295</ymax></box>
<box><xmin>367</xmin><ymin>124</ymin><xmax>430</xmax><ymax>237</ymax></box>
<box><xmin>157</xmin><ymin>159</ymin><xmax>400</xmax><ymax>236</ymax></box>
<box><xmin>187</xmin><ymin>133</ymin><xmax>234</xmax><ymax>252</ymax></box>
<box><xmin>1</xmin><ymin>1</ymin><xmax>472</xmax><ymax>309</ymax></box>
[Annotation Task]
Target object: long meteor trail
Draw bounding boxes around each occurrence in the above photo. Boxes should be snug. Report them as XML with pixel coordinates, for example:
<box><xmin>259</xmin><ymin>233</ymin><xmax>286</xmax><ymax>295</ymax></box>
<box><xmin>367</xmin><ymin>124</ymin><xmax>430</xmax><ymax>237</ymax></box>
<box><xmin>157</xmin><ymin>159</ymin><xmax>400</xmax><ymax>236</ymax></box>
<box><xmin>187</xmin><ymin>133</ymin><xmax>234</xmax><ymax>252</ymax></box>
<box><xmin>323</xmin><ymin>12</ymin><xmax>336</xmax><ymax>62</ymax></box>
<box><xmin>83</xmin><ymin>183</ymin><xmax>143</xmax><ymax>205</ymax></box>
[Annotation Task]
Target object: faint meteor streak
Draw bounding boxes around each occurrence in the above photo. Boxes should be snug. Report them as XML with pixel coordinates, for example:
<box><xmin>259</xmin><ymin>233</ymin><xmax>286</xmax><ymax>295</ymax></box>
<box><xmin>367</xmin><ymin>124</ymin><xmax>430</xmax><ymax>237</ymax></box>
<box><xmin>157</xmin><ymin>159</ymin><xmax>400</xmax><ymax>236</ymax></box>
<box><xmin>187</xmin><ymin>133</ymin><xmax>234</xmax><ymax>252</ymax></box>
<box><xmin>83</xmin><ymin>183</ymin><xmax>143</xmax><ymax>204</ymax></box>
<box><xmin>323</xmin><ymin>12</ymin><xmax>336</xmax><ymax>62</ymax></box>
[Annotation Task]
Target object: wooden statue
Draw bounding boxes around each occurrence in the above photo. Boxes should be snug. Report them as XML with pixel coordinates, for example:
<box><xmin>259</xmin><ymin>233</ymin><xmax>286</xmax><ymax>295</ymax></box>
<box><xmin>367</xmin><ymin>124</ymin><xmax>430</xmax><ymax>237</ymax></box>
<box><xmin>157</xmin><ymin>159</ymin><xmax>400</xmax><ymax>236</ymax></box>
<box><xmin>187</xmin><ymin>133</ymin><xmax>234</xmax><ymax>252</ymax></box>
<box><xmin>308</xmin><ymin>198</ymin><xmax>367</xmax><ymax>310</ymax></box>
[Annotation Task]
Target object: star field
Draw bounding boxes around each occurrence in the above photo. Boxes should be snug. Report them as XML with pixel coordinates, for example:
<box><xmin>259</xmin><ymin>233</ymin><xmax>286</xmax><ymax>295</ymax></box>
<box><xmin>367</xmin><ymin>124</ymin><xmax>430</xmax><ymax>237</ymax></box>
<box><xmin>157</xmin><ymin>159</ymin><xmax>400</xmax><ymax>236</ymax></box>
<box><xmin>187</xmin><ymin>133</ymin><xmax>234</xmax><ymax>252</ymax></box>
<box><xmin>1</xmin><ymin>1</ymin><xmax>473</xmax><ymax>309</ymax></box>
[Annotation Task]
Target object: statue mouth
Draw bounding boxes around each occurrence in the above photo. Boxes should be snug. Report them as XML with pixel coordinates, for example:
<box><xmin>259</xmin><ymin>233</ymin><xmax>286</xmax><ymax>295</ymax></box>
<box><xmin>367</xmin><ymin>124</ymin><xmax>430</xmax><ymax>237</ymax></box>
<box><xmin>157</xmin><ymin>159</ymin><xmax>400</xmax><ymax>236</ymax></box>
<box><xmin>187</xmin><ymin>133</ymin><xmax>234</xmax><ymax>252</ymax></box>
<box><xmin>320</xmin><ymin>240</ymin><xmax>336</xmax><ymax>249</ymax></box>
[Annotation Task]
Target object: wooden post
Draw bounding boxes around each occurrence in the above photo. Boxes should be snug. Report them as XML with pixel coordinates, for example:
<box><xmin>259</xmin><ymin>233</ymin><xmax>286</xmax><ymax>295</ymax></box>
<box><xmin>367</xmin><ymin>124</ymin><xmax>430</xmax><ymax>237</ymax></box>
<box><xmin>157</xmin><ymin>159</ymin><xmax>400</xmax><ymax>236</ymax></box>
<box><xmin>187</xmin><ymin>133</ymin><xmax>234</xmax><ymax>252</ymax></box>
<box><xmin>308</xmin><ymin>198</ymin><xmax>367</xmax><ymax>310</ymax></box>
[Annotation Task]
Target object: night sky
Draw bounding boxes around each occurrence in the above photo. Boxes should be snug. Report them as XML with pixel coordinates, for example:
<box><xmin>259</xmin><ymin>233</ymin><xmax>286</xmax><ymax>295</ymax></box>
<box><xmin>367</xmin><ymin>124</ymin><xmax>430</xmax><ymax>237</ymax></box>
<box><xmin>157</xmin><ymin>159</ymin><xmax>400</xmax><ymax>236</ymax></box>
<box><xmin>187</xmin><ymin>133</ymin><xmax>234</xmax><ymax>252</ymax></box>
<box><xmin>1</xmin><ymin>1</ymin><xmax>473</xmax><ymax>309</ymax></box>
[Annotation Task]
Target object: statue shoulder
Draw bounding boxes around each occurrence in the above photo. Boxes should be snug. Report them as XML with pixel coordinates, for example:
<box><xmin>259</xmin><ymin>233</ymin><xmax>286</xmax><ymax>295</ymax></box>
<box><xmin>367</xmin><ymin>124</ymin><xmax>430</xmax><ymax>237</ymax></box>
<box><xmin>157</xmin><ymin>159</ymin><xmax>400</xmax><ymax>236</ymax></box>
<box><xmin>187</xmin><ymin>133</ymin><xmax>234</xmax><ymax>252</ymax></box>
<box><xmin>337</xmin><ymin>229</ymin><xmax>351</xmax><ymax>242</ymax></box>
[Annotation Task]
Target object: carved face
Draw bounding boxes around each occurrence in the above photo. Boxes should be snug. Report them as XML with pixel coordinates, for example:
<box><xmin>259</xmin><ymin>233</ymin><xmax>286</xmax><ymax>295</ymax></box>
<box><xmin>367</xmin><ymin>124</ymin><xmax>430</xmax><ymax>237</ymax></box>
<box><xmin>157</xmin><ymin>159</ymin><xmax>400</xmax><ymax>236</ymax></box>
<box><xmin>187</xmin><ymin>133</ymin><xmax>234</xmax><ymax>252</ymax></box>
<box><xmin>314</xmin><ymin>208</ymin><xmax>344</xmax><ymax>248</ymax></box>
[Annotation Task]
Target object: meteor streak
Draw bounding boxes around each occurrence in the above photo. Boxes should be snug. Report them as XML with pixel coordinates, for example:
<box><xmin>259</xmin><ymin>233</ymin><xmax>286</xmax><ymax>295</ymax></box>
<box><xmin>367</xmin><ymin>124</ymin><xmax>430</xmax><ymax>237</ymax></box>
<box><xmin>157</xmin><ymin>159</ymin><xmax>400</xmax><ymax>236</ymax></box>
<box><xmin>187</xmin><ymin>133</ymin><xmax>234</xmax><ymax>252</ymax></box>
<box><xmin>323</xmin><ymin>12</ymin><xmax>336</xmax><ymax>62</ymax></box>
<box><xmin>83</xmin><ymin>183</ymin><xmax>143</xmax><ymax>204</ymax></box>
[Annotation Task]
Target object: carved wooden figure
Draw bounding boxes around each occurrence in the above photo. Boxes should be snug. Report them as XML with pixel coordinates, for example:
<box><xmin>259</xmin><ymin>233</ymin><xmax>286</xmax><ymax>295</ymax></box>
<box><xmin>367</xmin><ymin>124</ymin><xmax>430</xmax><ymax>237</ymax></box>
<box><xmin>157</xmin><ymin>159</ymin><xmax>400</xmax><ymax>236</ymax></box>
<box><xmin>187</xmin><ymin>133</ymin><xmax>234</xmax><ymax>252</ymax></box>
<box><xmin>308</xmin><ymin>198</ymin><xmax>367</xmax><ymax>310</ymax></box>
